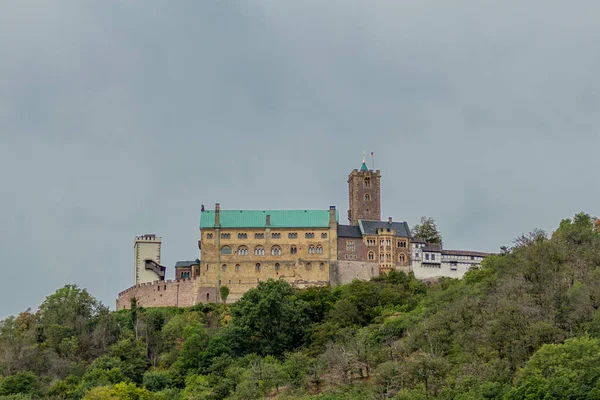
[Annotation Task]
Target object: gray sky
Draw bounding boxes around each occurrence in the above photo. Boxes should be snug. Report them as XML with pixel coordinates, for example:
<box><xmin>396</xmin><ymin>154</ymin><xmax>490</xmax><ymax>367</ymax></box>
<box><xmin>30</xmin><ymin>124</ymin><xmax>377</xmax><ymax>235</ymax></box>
<box><xmin>1</xmin><ymin>1</ymin><xmax>600</xmax><ymax>317</ymax></box>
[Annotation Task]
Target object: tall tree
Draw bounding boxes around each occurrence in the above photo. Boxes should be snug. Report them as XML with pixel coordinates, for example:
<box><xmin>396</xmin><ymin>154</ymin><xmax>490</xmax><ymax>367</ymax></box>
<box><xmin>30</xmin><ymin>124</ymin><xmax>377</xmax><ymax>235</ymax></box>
<box><xmin>411</xmin><ymin>216</ymin><xmax>442</xmax><ymax>245</ymax></box>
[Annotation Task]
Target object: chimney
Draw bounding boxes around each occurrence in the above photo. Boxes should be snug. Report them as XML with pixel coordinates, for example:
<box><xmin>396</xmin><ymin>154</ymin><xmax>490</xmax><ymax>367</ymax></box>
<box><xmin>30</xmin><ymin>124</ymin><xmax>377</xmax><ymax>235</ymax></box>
<box><xmin>388</xmin><ymin>217</ymin><xmax>393</xmax><ymax>224</ymax></box>
<box><xmin>329</xmin><ymin>206</ymin><xmax>336</xmax><ymax>225</ymax></box>
<box><xmin>266</xmin><ymin>214</ymin><xmax>271</xmax><ymax>227</ymax></box>
<box><xmin>214</xmin><ymin>203</ymin><xmax>221</xmax><ymax>227</ymax></box>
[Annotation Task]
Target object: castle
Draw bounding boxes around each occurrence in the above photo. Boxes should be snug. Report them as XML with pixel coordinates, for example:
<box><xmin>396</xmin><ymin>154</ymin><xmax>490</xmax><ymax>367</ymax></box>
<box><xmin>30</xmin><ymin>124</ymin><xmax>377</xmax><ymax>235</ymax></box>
<box><xmin>116</xmin><ymin>156</ymin><xmax>488</xmax><ymax>309</ymax></box>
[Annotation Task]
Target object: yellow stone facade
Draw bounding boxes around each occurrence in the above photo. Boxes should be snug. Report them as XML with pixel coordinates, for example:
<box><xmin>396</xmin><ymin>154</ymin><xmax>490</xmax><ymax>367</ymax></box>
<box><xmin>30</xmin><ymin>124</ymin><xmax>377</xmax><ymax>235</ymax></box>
<box><xmin>199</xmin><ymin>217</ymin><xmax>337</xmax><ymax>302</ymax></box>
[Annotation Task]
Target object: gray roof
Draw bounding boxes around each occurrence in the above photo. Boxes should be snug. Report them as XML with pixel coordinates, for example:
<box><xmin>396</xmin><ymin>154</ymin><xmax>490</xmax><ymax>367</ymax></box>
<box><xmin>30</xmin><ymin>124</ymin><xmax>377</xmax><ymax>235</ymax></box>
<box><xmin>423</xmin><ymin>244</ymin><xmax>443</xmax><ymax>252</ymax></box>
<box><xmin>337</xmin><ymin>224</ymin><xmax>362</xmax><ymax>238</ymax></box>
<box><xmin>175</xmin><ymin>259</ymin><xmax>200</xmax><ymax>268</ymax></box>
<box><xmin>358</xmin><ymin>220</ymin><xmax>411</xmax><ymax>237</ymax></box>
<box><xmin>411</xmin><ymin>237</ymin><xmax>426</xmax><ymax>244</ymax></box>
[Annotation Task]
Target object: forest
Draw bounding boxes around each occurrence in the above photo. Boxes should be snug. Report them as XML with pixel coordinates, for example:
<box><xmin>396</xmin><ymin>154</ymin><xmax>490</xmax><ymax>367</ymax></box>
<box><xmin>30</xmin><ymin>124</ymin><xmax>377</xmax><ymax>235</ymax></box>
<box><xmin>2</xmin><ymin>212</ymin><xmax>600</xmax><ymax>399</ymax></box>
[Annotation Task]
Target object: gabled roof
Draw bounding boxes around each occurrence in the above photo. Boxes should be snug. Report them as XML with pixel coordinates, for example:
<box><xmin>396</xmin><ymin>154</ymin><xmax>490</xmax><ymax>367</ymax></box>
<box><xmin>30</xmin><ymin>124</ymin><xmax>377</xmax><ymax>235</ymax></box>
<box><xmin>358</xmin><ymin>220</ymin><xmax>411</xmax><ymax>237</ymax></box>
<box><xmin>200</xmin><ymin>209</ymin><xmax>338</xmax><ymax>229</ymax></box>
<box><xmin>337</xmin><ymin>224</ymin><xmax>362</xmax><ymax>238</ymax></box>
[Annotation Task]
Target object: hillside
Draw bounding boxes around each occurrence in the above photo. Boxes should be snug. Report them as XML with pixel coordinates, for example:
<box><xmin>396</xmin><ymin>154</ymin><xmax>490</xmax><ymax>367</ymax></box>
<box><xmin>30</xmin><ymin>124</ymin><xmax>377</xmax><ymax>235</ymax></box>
<box><xmin>2</xmin><ymin>212</ymin><xmax>600</xmax><ymax>399</ymax></box>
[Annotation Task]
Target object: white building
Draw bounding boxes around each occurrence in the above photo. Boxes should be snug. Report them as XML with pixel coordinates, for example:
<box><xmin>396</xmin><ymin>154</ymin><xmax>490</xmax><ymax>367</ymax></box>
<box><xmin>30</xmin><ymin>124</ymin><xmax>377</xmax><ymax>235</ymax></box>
<box><xmin>411</xmin><ymin>239</ymin><xmax>488</xmax><ymax>280</ymax></box>
<box><xmin>134</xmin><ymin>234</ymin><xmax>166</xmax><ymax>285</ymax></box>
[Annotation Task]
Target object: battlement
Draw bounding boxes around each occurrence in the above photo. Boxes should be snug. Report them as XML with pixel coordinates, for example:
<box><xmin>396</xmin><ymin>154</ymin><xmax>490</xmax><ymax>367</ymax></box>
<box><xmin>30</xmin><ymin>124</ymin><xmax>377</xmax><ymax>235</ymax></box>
<box><xmin>135</xmin><ymin>234</ymin><xmax>162</xmax><ymax>243</ymax></box>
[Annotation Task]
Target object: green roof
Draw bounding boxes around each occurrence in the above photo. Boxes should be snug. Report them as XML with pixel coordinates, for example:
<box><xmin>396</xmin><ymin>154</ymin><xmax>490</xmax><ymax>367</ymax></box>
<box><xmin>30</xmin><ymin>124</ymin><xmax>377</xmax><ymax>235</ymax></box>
<box><xmin>360</xmin><ymin>162</ymin><xmax>368</xmax><ymax>171</ymax></box>
<box><xmin>200</xmin><ymin>209</ymin><xmax>338</xmax><ymax>229</ymax></box>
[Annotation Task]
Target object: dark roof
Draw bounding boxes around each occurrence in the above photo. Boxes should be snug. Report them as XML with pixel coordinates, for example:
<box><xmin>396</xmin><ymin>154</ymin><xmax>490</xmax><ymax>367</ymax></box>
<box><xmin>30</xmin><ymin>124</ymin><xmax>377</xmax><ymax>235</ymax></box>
<box><xmin>423</xmin><ymin>243</ymin><xmax>442</xmax><ymax>251</ymax></box>
<box><xmin>337</xmin><ymin>224</ymin><xmax>362</xmax><ymax>238</ymax></box>
<box><xmin>411</xmin><ymin>237</ymin><xmax>426</xmax><ymax>244</ymax></box>
<box><xmin>442</xmin><ymin>250</ymin><xmax>491</xmax><ymax>257</ymax></box>
<box><xmin>175</xmin><ymin>259</ymin><xmax>200</xmax><ymax>268</ymax></box>
<box><xmin>358</xmin><ymin>220</ymin><xmax>411</xmax><ymax>237</ymax></box>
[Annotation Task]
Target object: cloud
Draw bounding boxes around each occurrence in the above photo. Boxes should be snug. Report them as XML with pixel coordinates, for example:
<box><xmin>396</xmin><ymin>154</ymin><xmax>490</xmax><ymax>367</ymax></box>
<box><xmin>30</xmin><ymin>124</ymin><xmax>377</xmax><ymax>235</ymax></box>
<box><xmin>1</xmin><ymin>0</ymin><xmax>600</xmax><ymax>316</ymax></box>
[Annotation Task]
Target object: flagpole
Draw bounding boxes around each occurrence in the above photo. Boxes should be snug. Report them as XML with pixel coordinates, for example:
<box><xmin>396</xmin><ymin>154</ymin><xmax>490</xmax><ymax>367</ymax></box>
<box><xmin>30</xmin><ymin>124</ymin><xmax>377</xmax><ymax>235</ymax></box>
<box><xmin>371</xmin><ymin>152</ymin><xmax>375</xmax><ymax>171</ymax></box>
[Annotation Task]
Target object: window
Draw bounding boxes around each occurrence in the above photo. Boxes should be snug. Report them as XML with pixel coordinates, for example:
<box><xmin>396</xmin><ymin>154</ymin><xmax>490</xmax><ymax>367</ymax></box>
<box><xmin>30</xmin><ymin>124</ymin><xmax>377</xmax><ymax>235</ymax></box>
<box><xmin>320</xmin><ymin>262</ymin><xmax>325</xmax><ymax>271</ymax></box>
<box><xmin>364</xmin><ymin>177</ymin><xmax>371</xmax><ymax>187</ymax></box>
<box><xmin>470</xmin><ymin>256</ymin><xmax>475</xmax><ymax>260</ymax></box>
<box><xmin>399</xmin><ymin>254</ymin><xmax>405</xmax><ymax>263</ymax></box>
<box><xmin>254</xmin><ymin>246</ymin><xmax>265</xmax><ymax>256</ymax></box>
<box><xmin>235</xmin><ymin>264</ymin><xmax>240</xmax><ymax>272</ymax></box>
<box><xmin>386</xmin><ymin>254</ymin><xmax>391</xmax><ymax>261</ymax></box>
<box><xmin>380</xmin><ymin>240</ymin><xmax>384</xmax><ymax>246</ymax></box>
<box><xmin>425</xmin><ymin>254</ymin><xmax>430</xmax><ymax>260</ymax></box>
<box><xmin>207</xmin><ymin>233</ymin><xmax>213</xmax><ymax>239</ymax></box>
<box><xmin>308</xmin><ymin>245</ymin><xmax>315</xmax><ymax>254</ymax></box>
<box><xmin>228</xmin><ymin>280</ymin><xmax>231</xmax><ymax>284</ymax></box>
<box><xmin>367</xmin><ymin>239</ymin><xmax>376</xmax><ymax>246</ymax></box>
<box><xmin>380</xmin><ymin>254</ymin><xmax>384</xmax><ymax>261</ymax></box>
<box><xmin>221</xmin><ymin>233</ymin><xmax>230</xmax><ymax>239</ymax></box>
<box><xmin>220</xmin><ymin>246</ymin><xmax>232</xmax><ymax>255</ymax></box>
<box><xmin>306</xmin><ymin>262</ymin><xmax>312</xmax><ymax>271</ymax></box>
<box><xmin>255</xmin><ymin>263</ymin><xmax>261</xmax><ymax>272</ymax></box>
<box><xmin>255</xmin><ymin>233</ymin><xmax>264</xmax><ymax>239</ymax></box>
<box><xmin>321</xmin><ymin>233</ymin><xmax>327</xmax><ymax>239</ymax></box>
<box><xmin>368</xmin><ymin>251</ymin><xmax>375</xmax><ymax>260</ymax></box>
<box><xmin>386</xmin><ymin>239</ymin><xmax>391</xmax><ymax>246</ymax></box>
<box><xmin>237</xmin><ymin>233</ymin><xmax>247</xmax><ymax>239</ymax></box>
<box><xmin>431</xmin><ymin>254</ymin><xmax>436</xmax><ymax>261</ymax></box>
<box><xmin>305</xmin><ymin>232</ymin><xmax>315</xmax><ymax>239</ymax></box>
<box><xmin>271</xmin><ymin>246</ymin><xmax>282</xmax><ymax>255</ymax></box>
<box><xmin>237</xmin><ymin>246</ymin><xmax>248</xmax><ymax>255</ymax></box>
<box><xmin>222</xmin><ymin>264</ymin><xmax>227</xmax><ymax>272</ymax></box>
<box><xmin>275</xmin><ymin>263</ymin><xmax>280</xmax><ymax>271</ymax></box>
<box><xmin>290</xmin><ymin>245</ymin><xmax>297</xmax><ymax>254</ymax></box>
<box><xmin>365</xmin><ymin>193</ymin><xmax>371</xmax><ymax>201</ymax></box>
<box><xmin>415</xmin><ymin>252</ymin><xmax>419</xmax><ymax>258</ymax></box>
<box><xmin>272</xmin><ymin>233</ymin><xmax>281</xmax><ymax>239</ymax></box>
<box><xmin>288</xmin><ymin>233</ymin><xmax>298</xmax><ymax>239</ymax></box>
<box><xmin>397</xmin><ymin>241</ymin><xmax>406</xmax><ymax>248</ymax></box>
<box><xmin>316</xmin><ymin>245</ymin><xmax>323</xmax><ymax>254</ymax></box>
<box><xmin>346</xmin><ymin>240</ymin><xmax>355</xmax><ymax>252</ymax></box>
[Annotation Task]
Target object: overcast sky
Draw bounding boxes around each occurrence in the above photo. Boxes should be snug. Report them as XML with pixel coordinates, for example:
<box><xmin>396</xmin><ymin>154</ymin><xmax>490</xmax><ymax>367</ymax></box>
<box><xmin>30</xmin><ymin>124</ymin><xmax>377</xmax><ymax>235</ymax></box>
<box><xmin>1</xmin><ymin>1</ymin><xmax>599</xmax><ymax>317</ymax></box>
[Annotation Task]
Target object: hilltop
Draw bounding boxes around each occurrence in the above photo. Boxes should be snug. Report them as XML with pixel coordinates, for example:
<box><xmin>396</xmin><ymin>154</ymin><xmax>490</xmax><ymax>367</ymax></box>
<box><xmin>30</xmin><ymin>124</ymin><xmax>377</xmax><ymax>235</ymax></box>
<box><xmin>1</xmin><ymin>212</ymin><xmax>600</xmax><ymax>399</ymax></box>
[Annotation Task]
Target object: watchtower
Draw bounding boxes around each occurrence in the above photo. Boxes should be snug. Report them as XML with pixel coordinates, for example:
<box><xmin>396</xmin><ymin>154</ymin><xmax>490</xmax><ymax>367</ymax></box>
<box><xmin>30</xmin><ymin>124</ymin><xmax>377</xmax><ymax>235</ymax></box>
<box><xmin>347</xmin><ymin>153</ymin><xmax>381</xmax><ymax>225</ymax></box>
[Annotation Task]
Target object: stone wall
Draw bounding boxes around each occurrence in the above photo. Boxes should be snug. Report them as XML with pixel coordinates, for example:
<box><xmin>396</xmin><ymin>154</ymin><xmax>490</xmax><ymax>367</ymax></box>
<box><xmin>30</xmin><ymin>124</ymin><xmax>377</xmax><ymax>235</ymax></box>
<box><xmin>330</xmin><ymin>260</ymin><xmax>380</xmax><ymax>286</ymax></box>
<box><xmin>116</xmin><ymin>278</ymin><xmax>218</xmax><ymax>310</ymax></box>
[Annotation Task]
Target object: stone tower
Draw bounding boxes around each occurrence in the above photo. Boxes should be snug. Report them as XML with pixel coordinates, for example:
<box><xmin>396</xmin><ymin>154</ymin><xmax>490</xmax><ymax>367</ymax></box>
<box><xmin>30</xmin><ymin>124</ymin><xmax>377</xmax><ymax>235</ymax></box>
<box><xmin>347</xmin><ymin>153</ymin><xmax>381</xmax><ymax>225</ymax></box>
<box><xmin>134</xmin><ymin>234</ymin><xmax>165</xmax><ymax>285</ymax></box>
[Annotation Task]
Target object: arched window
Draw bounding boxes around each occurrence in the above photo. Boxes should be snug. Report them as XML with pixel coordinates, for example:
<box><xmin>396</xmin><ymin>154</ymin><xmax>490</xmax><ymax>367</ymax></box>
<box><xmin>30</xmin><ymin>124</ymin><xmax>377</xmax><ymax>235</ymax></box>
<box><xmin>220</xmin><ymin>246</ymin><xmax>232</xmax><ymax>255</ymax></box>
<box><xmin>222</xmin><ymin>264</ymin><xmax>227</xmax><ymax>272</ymax></box>
<box><xmin>275</xmin><ymin>263</ymin><xmax>280</xmax><ymax>272</ymax></box>
<box><xmin>316</xmin><ymin>245</ymin><xmax>323</xmax><ymax>254</ymax></box>
<box><xmin>271</xmin><ymin>246</ymin><xmax>282</xmax><ymax>255</ymax></box>
<box><xmin>290</xmin><ymin>245</ymin><xmax>297</xmax><ymax>254</ymax></box>
<box><xmin>237</xmin><ymin>246</ymin><xmax>248</xmax><ymax>255</ymax></box>
<box><xmin>206</xmin><ymin>293</ymin><xmax>210</xmax><ymax>302</ymax></box>
<box><xmin>380</xmin><ymin>254</ymin><xmax>384</xmax><ymax>261</ymax></box>
<box><xmin>235</xmin><ymin>264</ymin><xmax>240</xmax><ymax>272</ymax></box>
<box><xmin>399</xmin><ymin>254</ymin><xmax>405</xmax><ymax>264</ymax></box>
<box><xmin>254</xmin><ymin>246</ymin><xmax>265</xmax><ymax>256</ymax></box>
<box><xmin>364</xmin><ymin>177</ymin><xmax>371</xmax><ymax>187</ymax></box>
<box><xmin>308</xmin><ymin>245</ymin><xmax>315</xmax><ymax>254</ymax></box>
<box><xmin>368</xmin><ymin>251</ymin><xmax>375</xmax><ymax>260</ymax></box>
<box><xmin>365</xmin><ymin>193</ymin><xmax>371</xmax><ymax>201</ymax></box>
<box><xmin>255</xmin><ymin>263</ymin><xmax>261</xmax><ymax>272</ymax></box>
<box><xmin>319</xmin><ymin>262</ymin><xmax>325</xmax><ymax>271</ymax></box>
<box><xmin>306</xmin><ymin>262</ymin><xmax>312</xmax><ymax>271</ymax></box>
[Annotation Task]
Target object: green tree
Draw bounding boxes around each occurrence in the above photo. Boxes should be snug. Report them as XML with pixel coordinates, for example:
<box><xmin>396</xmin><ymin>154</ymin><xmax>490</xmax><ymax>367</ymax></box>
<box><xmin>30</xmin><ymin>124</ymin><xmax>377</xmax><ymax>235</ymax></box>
<box><xmin>411</xmin><ymin>216</ymin><xmax>442</xmax><ymax>245</ymax></box>
<box><xmin>229</xmin><ymin>279</ymin><xmax>311</xmax><ymax>357</ymax></box>
<box><xmin>219</xmin><ymin>286</ymin><xmax>230</xmax><ymax>303</ymax></box>
<box><xmin>506</xmin><ymin>336</ymin><xmax>600</xmax><ymax>399</ymax></box>
<box><xmin>0</xmin><ymin>372</ymin><xmax>39</xmax><ymax>397</ymax></box>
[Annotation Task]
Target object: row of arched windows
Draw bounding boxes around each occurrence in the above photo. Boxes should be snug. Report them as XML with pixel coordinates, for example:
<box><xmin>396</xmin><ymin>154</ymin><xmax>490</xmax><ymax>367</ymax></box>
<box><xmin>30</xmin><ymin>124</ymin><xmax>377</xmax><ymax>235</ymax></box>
<box><xmin>367</xmin><ymin>251</ymin><xmax>406</xmax><ymax>263</ymax></box>
<box><xmin>219</xmin><ymin>262</ymin><xmax>326</xmax><ymax>272</ymax></box>
<box><xmin>221</xmin><ymin>245</ymin><xmax>324</xmax><ymax>256</ymax></box>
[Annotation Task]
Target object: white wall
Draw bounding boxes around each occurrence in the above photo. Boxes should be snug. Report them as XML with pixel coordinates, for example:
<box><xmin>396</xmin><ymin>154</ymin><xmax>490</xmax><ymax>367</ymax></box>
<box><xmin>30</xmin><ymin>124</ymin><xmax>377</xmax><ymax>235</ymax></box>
<box><xmin>134</xmin><ymin>235</ymin><xmax>162</xmax><ymax>285</ymax></box>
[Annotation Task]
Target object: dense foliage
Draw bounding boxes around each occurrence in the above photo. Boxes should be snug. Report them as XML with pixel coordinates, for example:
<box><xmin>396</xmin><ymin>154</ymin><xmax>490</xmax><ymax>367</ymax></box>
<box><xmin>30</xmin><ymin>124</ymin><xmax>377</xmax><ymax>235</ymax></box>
<box><xmin>3</xmin><ymin>212</ymin><xmax>600</xmax><ymax>399</ymax></box>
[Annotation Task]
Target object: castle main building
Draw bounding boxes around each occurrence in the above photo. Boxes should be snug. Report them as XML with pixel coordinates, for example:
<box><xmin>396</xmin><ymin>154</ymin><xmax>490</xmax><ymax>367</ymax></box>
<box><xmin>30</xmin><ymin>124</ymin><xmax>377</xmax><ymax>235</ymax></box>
<box><xmin>116</xmin><ymin>157</ymin><xmax>486</xmax><ymax>309</ymax></box>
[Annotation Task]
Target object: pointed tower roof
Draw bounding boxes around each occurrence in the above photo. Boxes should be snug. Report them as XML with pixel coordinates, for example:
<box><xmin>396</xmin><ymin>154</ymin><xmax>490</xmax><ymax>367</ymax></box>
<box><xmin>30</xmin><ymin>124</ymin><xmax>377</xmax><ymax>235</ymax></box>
<box><xmin>360</xmin><ymin>151</ymin><xmax>368</xmax><ymax>171</ymax></box>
